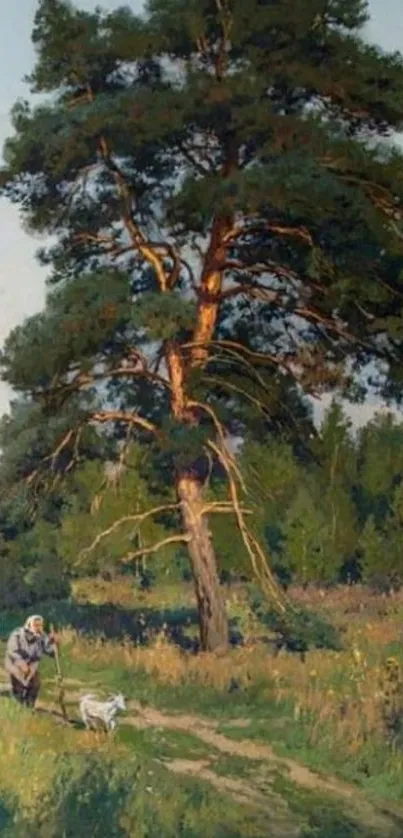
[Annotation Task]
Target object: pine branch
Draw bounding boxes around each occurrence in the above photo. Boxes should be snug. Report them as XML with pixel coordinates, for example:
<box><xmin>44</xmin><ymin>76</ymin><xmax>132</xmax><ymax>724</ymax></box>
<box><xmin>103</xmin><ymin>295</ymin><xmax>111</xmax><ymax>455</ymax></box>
<box><xmin>98</xmin><ymin>136</ymin><xmax>171</xmax><ymax>292</ymax></box>
<box><xmin>72</xmin><ymin>84</ymin><xmax>175</xmax><ymax>292</ymax></box>
<box><xmin>223</xmin><ymin>222</ymin><xmax>314</xmax><ymax>246</ymax></box>
<box><xmin>207</xmin><ymin>437</ymin><xmax>288</xmax><ymax>613</ymax></box>
<box><xmin>186</xmin><ymin>396</ymin><xmax>246</xmax><ymax>490</ymax></box>
<box><xmin>90</xmin><ymin>410</ymin><xmax>158</xmax><ymax>435</ymax></box>
<box><xmin>50</xmin><ymin>362</ymin><xmax>171</xmax><ymax>398</ymax></box>
<box><xmin>177</xmin><ymin>140</ymin><xmax>213</xmax><ymax>177</ymax></box>
<box><xmin>203</xmin><ymin>373</ymin><xmax>274</xmax><ymax>420</ymax></box>
<box><xmin>183</xmin><ymin>338</ymin><xmax>296</xmax><ymax>381</ymax></box>
<box><xmin>25</xmin><ymin>427</ymin><xmax>79</xmax><ymax>489</ymax></box>
<box><xmin>121</xmin><ymin>533</ymin><xmax>192</xmax><ymax>563</ymax></box>
<box><xmin>200</xmin><ymin>501</ymin><xmax>252</xmax><ymax>515</ymax></box>
<box><xmin>76</xmin><ymin>502</ymin><xmax>180</xmax><ymax>565</ymax></box>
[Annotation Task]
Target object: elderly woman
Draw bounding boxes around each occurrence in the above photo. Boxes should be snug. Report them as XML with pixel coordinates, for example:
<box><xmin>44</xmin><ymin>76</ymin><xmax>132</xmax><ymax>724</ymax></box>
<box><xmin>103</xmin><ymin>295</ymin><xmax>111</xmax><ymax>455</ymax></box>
<box><xmin>4</xmin><ymin>615</ymin><xmax>59</xmax><ymax>707</ymax></box>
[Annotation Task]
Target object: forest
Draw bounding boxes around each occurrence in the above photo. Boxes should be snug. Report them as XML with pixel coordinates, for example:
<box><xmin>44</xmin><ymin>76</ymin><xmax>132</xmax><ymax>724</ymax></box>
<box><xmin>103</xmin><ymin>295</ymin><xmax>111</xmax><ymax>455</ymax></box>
<box><xmin>1</xmin><ymin>399</ymin><xmax>403</xmax><ymax>610</ymax></box>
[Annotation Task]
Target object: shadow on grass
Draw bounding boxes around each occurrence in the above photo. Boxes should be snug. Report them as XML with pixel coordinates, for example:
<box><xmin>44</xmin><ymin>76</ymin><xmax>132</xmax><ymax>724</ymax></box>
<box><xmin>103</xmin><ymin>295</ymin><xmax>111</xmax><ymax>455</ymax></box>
<box><xmin>0</xmin><ymin>686</ymin><xmax>82</xmax><ymax>730</ymax></box>
<box><xmin>0</xmin><ymin>599</ymin><xmax>245</xmax><ymax>653</ymax></box>
<box><xmin>0</xmin><ymin>600</ymin><xmax>202</xmax><ymax>651</ymax></box>
<box><xmin>300</xmin><ymin>805</ymin><xmax>403</xmax><ymax>838</ymax></box>
<box><xmin>278</xmin><ymin>775</ymin><xmax>403</xmax><ymax>838</ymax></box>
<box><xmin>0</xmin><ymin>798</ymin><xmax>14</xmax><ymax>834</ymax></box>
<box><xmin>34</xmin><ymin>706</ymin><xmax>84</xmax><ymax>729</ymax></box>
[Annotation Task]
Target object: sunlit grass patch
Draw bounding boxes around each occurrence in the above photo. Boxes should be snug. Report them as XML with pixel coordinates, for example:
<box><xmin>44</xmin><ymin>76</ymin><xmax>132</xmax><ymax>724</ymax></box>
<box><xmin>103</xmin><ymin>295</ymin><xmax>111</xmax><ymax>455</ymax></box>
<box><xmin>0</xmin><ymin>698</ymin><xmax>271</xmax><ymax>838</ymax></box>
<box><xmin>4</xmin><ymin>579</ymin><xmax>403</xmax><ymax>815</ymax></box>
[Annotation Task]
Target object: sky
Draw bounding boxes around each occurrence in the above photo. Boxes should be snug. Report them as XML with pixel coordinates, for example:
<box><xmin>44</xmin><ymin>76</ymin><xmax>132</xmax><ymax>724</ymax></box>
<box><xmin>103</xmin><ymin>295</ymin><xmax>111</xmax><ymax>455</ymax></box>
<box><xmin>0</xmin><ymin>0</ymin><xmax>402</xmax><ymax>426</ymax></box>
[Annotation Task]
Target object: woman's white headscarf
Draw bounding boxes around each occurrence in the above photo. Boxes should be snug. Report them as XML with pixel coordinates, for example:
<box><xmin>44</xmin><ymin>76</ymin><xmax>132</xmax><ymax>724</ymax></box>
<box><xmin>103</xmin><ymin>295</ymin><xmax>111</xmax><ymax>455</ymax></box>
<box><xmin>24</xmin><ymin>615</ymin><xmax>44</xmax><ymax>634</ymax></box>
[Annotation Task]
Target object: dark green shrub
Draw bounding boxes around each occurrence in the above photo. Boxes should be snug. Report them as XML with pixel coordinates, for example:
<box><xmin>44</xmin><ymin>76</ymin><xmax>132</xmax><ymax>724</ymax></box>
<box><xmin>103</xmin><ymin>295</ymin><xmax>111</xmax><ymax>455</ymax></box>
<box><xmin>250</xmin><ymin>587</ymin><xmax>343</xmax><ymax>658</ymax></box>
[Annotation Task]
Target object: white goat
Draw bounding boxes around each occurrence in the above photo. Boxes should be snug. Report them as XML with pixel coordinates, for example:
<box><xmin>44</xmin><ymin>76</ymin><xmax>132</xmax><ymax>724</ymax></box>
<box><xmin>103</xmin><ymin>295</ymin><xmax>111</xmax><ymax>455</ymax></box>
<box><xmin>79</xmin><ymin>692</ymin><xmax>126</xmax><ymax>732</ymax></box>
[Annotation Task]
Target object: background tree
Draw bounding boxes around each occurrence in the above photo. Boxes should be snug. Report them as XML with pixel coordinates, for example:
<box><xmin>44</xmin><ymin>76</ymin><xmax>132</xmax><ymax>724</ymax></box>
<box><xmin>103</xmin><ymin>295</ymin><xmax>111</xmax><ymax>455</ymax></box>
<box><xmin>3</xmin><ymin>0</ymin><xmax>403</xmax><ymax>648</ymax></box>
<box><xmin>355</xmin><ymin>413</ymin><xmax>403</xmax><ymax>525</ymax></box>
<box><xmin>58</xmin><ymin>444</ymin><xmax>177</xmax><ymax>578</ymax></box>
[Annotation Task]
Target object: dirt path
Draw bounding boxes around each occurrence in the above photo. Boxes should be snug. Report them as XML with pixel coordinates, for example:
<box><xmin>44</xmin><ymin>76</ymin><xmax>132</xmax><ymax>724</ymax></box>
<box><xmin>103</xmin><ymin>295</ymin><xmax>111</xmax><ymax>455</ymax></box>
<box><xmin>160</xmin><ymin>757</ymin><xmax>300</xmax><ymax>837</ymax></box>
<box><xmin>2</xmin><ymin>674</ymin><xmax>403</xmax><ymax>835</ymax></box>
<box><xmin>127</xmin><ymin>699</ymin><xmax>353</xmax><ymax>797</ymax></box>
<box><xmin>121</xmin><ymin>700</ymin><xmax>403</xmax><ymax>835</ymax></box>
<box><xmin>25</xmin><ymin>681</ymin><xmax>403</xmax><ymax>836</ymax></box>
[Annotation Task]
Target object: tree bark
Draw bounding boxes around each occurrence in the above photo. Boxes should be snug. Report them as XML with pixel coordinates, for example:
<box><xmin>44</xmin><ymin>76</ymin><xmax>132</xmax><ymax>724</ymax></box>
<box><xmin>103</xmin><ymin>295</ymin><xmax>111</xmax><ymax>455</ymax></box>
<box><xmin>177</xmin><ymin>472</ymin><xmax>229</xmax><ymax>652</ymax></box>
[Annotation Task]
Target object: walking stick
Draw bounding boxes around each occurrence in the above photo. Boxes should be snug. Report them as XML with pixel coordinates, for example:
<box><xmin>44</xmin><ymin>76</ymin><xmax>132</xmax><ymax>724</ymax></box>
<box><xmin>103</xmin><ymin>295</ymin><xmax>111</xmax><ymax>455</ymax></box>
<box><xmin>50</xmin><ymin>623</ymin><xmax>68</xmax><ymax>722</ymax></box>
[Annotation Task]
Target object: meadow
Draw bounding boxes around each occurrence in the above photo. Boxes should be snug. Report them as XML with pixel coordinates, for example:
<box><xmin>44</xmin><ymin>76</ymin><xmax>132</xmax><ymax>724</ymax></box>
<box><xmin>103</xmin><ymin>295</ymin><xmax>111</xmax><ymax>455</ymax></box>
<box><xmin>1</xmin><ymin>579</ymin><xmax>403</xmax><ymax>836</ymax></box>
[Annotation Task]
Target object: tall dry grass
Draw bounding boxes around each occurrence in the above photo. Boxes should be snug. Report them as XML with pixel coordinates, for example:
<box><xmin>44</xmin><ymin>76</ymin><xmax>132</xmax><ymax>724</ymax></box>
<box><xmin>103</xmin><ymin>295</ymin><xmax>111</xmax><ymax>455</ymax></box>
<box><xmin>63</xmin><ymin>633</ymin><xmax>398</xmax><ymax>760</ymax></box>
<box><xmin>63</xmin><ymin>578</ymin><xmax>403</xmax><ymax>783</ymax></box>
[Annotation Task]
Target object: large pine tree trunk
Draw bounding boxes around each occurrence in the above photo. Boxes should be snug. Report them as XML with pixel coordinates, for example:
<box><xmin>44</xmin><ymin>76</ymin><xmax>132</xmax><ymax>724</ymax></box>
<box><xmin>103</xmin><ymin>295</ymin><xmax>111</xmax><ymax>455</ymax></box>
<box><xmin>177</xmin><ymin>473</ymin><xmax>229</xmax><ymax>652</ymax></box>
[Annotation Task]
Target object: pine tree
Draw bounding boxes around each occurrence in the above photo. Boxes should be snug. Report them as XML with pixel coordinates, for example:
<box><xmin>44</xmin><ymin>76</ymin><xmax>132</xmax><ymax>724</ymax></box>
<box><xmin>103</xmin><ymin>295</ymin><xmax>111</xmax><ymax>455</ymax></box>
<box><xmin>3</xmin><ymin>0</ymin><xmax>403</xmax><ymax>648</ymax></box>
<box><xmin>356</xmin><ymin>412</ymin><xmax>403</xmax><ymax>525</ymax></box>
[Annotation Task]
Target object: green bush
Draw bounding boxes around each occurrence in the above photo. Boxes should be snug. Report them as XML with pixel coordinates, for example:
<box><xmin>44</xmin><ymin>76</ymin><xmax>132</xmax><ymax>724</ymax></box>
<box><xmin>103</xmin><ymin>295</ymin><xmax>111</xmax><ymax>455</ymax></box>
<box><xmin>250</xmin><ymin>587</ymin><xmax>343</xmax><ymax>658</ymax></box>
<box><xmin>23</xmin><ymin>554</ymin><xmax>70</xmax><ymax>603</ymax></box>
<box><xmin>0</xmin><ymin>553</ymin><xmax>31</xmax><ymax>609</ymax></box>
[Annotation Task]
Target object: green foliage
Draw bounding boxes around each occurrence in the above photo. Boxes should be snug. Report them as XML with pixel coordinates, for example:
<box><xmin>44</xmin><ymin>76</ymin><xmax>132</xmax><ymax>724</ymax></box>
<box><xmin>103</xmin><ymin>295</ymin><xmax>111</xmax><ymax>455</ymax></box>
<box><xmin>0</xmin><ymin>271</ymin><xmax>132</xmax><ymax>393</ymax></box>
<box><xmin>131</xmin><ymin>293</ymin><xmax>196</xmax><ymax>341</ymax></box>
<box><xmin>250</xmin><ymin>586</ymin><xmax>343</xmax><ymax>655</ymax></box>
<box><xmin>359</xmin><ymin>517</ymin><xmax>387</xmax><ymax>584</ymax></box>
<box><xmin>0</xmin><ymin>529</ymin><xmax>69</xmax><ymax>610</ymax></box>
<box><xmin>282</xmin><ymin>486</ymin><xmax>332</xmax><ymax>584</ymax></box>
<box><xmin>59</xmin><ymin>444</ymin><xmax>176</xmax><ymax>577</ymax></box>
<box><xmin>282</xmin><ymin>480</ymin><xmax>358</xmax><ymax>585</ymax></box>
<box><xmin>355</xmin><ymin>413</ymin><xmax>403</xmax><ymax>524</ymax></box>
<box><xmin>11</xmin><ymin>520</ymin><xmax>70</xmax><ymax>602</ymax></box>
<box><xmin>0</xmin><ymin>548</ymin><xmax>31</xmax><ymax>610</ymax></box>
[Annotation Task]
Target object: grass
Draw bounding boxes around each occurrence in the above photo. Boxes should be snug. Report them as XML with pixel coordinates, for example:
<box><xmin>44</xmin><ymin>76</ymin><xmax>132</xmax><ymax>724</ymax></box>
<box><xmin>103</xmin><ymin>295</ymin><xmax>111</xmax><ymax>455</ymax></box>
<box><xmin>0</xmin><ymin>697</ymin><xmax>393</xmax><ymax>838</ymax></box>
<box><xmin>272</xmin><ymin>777</ymin><xmax>383</xmax><ymax>838</ymax></box>
<box><xmin>117</xmin><ymin>725</ymin><xmax>215</xmax><ymax>762</ymax></box>
<box><xmin>51</xmin><ymin>580</ymin><xmax>403</xmax><ymax>798</ymax></box>
<box><xmin>3</xmin><ymin>577</ymin><xmax>403</xmax><ymax>835</ymax></box>
<box><xmin>0</xmin><ymin>699</ymin><xmax>271</xmax><ymax>838</ymax></box>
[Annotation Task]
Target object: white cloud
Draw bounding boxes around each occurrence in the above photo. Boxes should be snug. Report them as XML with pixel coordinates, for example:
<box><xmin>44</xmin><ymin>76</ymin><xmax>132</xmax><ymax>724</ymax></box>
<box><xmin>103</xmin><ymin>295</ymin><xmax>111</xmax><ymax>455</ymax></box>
<box><xmin>312</xmin><ymin>393</ymin><xmax>403</xmax><ymax>429</ymax></box>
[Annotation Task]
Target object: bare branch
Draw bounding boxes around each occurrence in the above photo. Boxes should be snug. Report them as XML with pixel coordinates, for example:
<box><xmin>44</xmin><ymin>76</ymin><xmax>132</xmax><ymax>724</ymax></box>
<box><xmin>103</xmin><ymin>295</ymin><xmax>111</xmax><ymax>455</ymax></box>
<box><xmin>74</xmin><ymin>85</ymin><xmax>172</xmax><ymax>293</ymax></box>
<box><xmin>178</xmin><ymin>140</ymin><xmax>213</xmax><ymax>176</ymax></box>
<box><xmin>293</xmin><ymin>304</ymin><xmax>371</xmax><ymax>349</ymax></box>
<box><xmin>76</xmin><ymin>502</ymin><xmax>180</xmax><ymax>565</ymax></box>
<box><xmin>26</xmin><ymin>427</ymin><xmax>77</xmax><ymax>487</ymax></box>
<box><xmin>200</xmin><ymin>501</ymin><xmax>252</xmax><ymax>515</ymax></box>
<box><xmin>90</xmin><ymin>410</ymin><xmax>158</xmax><ymax>435</ymax></box>
<box><xmin>72</xmin><ymin>231</ymin><xmax>133</xmax><ymax>260</ymax></box>
<box><xmin>121</xmin><ymin>533</ymin><xmax>191</xmax><ymax>563</ymax></box>
<box><xmin>183</xmin><ymin>339</ymin><xmax>297</xmax><ymax>386</ymax></box>
<box><xmin>98</xmin><ymin>138</ymin><xmax>170</xmax><ymax>292</ymax></box>
<box><xmin>52</xmin><ymin>362</ymin><xmax>171</xmax><ymax>398</ymax></box>
<box><xmin>208</xmin><ymin>439</ymin><xmax>288</xmax><ymax>613</ymax></box>
<box><xmin>203</xmin><ymin>373</ymin><xmax>273</xmax><ymax>420</ymax></box>
<box><xmin>223</xmin><ymin>222</ymin><xmax>314</xmax><ymax>246</ymax></box>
